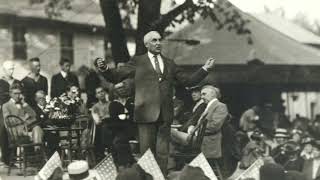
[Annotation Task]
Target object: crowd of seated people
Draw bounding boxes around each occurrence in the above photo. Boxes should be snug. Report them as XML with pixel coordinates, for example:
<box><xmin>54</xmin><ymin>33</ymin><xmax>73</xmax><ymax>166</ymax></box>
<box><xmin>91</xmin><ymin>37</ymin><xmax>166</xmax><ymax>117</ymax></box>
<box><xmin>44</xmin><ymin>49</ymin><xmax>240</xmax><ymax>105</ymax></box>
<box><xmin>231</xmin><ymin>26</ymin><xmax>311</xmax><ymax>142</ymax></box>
<box><xmin>233</xmin><ymin>104</ymin><xmax>320</xmax><ymax>180</ymax></box>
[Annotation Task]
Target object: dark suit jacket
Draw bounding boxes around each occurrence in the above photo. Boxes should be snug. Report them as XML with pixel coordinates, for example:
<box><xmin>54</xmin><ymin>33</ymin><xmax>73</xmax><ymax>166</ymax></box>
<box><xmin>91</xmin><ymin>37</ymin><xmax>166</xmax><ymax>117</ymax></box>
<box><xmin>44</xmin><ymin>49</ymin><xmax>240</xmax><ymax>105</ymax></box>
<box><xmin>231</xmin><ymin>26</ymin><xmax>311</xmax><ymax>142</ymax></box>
<box><xmin>50</xmin><ymin>72</ymin><xmax>79</xmax><ymax>98</ymax></box>
<box><xmin>202</xmin><ymin>100</ymin><xmax>228</xmax><ymax>158</ymax></box>
<box><xmin>180</xmin><ymin>101</ymin><xmax>206</xmax><ymax>132</ymax></box>
<box><xmin>108</xmin><ymin>100</ymin><xmax>135</xmax><ymax>139</ymax></box>
<box><xmin>32</xmin><ymin>105</ymin><xmax>48</xmax><ymax>125</ymax></box>
<box><xmin>102</xmin><ymin>54</ymin><xmax>208</xmax><ymax>124</ymax></box>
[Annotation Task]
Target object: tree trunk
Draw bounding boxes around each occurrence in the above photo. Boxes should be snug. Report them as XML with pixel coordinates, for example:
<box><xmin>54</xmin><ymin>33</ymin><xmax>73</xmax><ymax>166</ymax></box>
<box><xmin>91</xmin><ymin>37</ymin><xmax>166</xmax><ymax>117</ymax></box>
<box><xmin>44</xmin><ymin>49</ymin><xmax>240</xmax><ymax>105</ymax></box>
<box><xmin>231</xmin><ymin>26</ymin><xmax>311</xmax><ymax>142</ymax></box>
<box><xmin>100</xmin><ymin>0</ymin><xmax>130</xmax><ymax>63</ymax></box>
<box><xmin>135</xmin><ymin>0</ymin><xmax>161</xmax><ymax>55</ymax></box>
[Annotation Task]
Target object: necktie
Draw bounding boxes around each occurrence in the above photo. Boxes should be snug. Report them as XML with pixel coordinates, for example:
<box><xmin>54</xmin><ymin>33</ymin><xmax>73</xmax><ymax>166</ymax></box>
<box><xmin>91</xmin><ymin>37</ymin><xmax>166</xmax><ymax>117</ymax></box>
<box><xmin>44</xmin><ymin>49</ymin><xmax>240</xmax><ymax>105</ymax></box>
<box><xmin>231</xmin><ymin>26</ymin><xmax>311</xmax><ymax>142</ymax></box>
<box><xmin>153</xmin><ymin>55</ymin><xmax>162</xmax><ymax>76</ymax></box>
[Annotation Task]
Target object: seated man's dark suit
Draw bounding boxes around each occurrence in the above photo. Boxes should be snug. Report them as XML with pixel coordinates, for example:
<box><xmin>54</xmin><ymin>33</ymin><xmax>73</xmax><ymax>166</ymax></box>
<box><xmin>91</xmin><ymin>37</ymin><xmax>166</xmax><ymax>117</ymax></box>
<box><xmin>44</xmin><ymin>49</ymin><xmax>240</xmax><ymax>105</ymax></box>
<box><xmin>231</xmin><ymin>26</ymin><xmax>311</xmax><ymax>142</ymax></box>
<box><xmin>179</xmin><ymin>100</ymin><xmax>206</xmax><ymax>132</ymax></box>
<box><xmin>32</xmin><ymin>105</ymin><xmax>48</xmax><ymax>125</ymax></box>
<box><xmin>50</xmin><ymin>72</ymin><xmax>79</xmax><ymax>98</ymax></box>
<box><xmin>101</xmin><ymin>54</ymin><xmax>208</xmax><ymax>173</ymax></box>
<box><xmin>32</xmin><ymin>104</ymin><xmax>59</xmax><ymax>156</ymax></box>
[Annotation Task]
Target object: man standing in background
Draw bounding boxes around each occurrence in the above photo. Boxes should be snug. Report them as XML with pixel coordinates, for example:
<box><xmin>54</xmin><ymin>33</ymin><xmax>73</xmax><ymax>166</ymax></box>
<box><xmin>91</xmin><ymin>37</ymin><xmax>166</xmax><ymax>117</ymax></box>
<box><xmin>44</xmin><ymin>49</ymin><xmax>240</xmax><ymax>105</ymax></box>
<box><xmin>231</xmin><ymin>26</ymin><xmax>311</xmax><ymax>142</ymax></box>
<box><xmin>22</xmin><ymin>57</ymin><xmax>48</xmax><ymax>107</ymax></box>
<box><xmin>51</xmin><ymin>58</ymin><xmax>79</xmax><ymax>98</ymax></box>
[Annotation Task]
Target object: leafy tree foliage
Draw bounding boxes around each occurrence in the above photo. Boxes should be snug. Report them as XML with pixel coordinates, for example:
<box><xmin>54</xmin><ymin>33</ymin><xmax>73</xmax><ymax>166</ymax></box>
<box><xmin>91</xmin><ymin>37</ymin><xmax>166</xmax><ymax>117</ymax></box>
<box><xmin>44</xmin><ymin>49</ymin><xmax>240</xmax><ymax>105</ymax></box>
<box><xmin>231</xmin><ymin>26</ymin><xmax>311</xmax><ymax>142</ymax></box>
<box><xmin>38</xmin><ymin>0</ymin><xmax>252</xmax><ymax>62</ymax></box>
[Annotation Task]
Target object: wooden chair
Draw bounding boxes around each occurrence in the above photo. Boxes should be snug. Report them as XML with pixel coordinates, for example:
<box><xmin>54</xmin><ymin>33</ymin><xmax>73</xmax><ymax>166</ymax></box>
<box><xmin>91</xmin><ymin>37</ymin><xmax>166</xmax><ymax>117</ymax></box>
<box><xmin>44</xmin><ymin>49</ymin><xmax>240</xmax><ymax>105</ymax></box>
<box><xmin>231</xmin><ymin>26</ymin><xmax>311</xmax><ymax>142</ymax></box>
<box><xmin>4</xmin><ymin>115</ymin><xmax>47</xmax><ymax>176</ymax></box>
<box><xmin>60</xmin><ymin>115</ymin><xmax>96</xmax><ymax>167</ymax></box>
<box><xmin>73</xmin><ymin>114</ymin><xmax>90</xmax><ymax>130</ymax></box>
<box><xmin>171</xmin><ymin>118</ymin><xmax>224</xmax><ymax>180</ymax></box>
<box><xmin>171</xmin><ymin>119</ymin><xmax>208</xmax><ymax>165</ymax></box>
<box><xmin>75</xmin><ymin>115</ymin><xmax>96</xmax><ymax>167</ymax></box>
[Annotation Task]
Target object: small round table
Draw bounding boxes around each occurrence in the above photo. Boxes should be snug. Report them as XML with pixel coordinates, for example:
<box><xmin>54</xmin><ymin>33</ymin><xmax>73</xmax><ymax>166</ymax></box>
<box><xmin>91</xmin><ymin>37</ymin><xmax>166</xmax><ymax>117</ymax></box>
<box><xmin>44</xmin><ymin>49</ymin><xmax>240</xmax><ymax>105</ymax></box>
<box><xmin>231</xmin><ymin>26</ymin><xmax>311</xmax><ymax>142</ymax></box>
<box><xmin>43</xmin><ymin>126</ymin><xmax>85</xmax><ymax>166</ymax></box>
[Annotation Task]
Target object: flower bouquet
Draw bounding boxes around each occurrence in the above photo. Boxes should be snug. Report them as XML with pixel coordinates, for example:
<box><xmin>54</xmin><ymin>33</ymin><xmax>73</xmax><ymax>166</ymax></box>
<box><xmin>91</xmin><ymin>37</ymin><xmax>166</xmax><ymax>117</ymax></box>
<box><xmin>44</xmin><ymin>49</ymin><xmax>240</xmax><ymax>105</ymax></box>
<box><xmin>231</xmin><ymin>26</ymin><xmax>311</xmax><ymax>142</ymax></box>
<box><xmin>44</xmin><ymin>93</ymin><xmax>81</xmax><ymax>127</ymax></box>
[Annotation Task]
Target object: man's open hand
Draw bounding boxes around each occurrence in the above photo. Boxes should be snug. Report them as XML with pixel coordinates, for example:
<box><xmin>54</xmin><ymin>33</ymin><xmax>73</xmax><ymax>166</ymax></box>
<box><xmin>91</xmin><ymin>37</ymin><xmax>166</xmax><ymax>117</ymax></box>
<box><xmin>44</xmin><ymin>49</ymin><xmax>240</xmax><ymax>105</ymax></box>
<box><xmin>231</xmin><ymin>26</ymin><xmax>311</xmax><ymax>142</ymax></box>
<box><xmin>203</xmin><ymin>57</ymin><xmax>215</xmax><ymax>71</ymax></box>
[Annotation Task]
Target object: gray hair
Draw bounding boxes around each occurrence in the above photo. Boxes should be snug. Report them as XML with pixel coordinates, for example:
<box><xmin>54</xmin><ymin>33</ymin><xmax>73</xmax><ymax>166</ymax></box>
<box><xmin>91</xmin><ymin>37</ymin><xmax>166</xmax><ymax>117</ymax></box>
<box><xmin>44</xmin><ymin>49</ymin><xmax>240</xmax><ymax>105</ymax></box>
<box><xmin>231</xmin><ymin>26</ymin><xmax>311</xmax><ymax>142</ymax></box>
<box><xmin>143</xmin><ymin>31</ymin><xmax>161</xmax><ymax>45</ymax></box>
<box><xmin>2</xmin><ymin>60</ymin><xmax>14</xmax><ymax>70</ymax></box>
<box><xmin>201</xmin><ymin>85</ymin><xmax>221</xmax><ymax>99</ymax></box>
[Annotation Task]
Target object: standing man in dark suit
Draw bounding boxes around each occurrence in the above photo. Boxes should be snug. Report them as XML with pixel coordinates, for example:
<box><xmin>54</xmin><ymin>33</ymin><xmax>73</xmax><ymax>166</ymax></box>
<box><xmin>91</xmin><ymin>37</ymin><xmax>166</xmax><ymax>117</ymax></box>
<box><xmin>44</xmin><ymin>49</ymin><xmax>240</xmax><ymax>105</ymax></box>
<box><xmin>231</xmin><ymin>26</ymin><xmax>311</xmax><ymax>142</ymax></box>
<box><xmin>50</xmin><ymin>58</ymin><xmax>79</xmax><ymax>98</ymax></box>
<box><xmin>22</xmin><ymin>57</ymin><xmax>48</xmax><ymax>107</ymax></box>
<box><xmin>96</xmin><ymin>31</ymin><xmax>215</xmax><ymax>173</ymax></box>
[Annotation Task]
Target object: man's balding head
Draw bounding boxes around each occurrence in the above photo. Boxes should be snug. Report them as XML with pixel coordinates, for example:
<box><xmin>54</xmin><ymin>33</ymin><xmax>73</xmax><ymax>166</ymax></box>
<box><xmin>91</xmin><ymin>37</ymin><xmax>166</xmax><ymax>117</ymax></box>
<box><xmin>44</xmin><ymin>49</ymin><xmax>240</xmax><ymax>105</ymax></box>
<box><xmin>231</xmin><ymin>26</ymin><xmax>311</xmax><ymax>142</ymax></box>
<box><xmin>143</xmin><ymin>31</ymin><xmax>162</xmax><ymax>55</ymax></box>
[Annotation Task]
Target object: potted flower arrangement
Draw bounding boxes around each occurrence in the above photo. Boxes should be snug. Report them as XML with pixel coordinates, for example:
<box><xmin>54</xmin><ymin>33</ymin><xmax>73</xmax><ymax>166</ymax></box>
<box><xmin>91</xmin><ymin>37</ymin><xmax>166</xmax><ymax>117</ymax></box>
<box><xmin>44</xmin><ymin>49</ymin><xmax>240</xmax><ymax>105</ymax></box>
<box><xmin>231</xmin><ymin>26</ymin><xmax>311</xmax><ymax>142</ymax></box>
<box><xmin>44</xmin><ymin>93</ymin><xmax>81</xmax><ymax>127</ymax></box>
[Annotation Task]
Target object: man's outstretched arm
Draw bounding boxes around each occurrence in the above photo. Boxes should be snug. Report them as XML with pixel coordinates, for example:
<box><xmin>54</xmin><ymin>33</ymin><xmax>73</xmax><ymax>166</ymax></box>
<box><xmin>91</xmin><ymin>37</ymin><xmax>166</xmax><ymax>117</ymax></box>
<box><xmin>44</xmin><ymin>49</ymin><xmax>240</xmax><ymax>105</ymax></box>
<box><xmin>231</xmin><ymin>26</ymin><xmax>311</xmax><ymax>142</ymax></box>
<box><xmin>174</xmin><ymin>58</ymin><xmax>215</xmax><ymax>86</ymax></box>
<box><xmin>96</xmin><ymin>58</ymin><xmax>136</xmax><ymax>84</ymax></box>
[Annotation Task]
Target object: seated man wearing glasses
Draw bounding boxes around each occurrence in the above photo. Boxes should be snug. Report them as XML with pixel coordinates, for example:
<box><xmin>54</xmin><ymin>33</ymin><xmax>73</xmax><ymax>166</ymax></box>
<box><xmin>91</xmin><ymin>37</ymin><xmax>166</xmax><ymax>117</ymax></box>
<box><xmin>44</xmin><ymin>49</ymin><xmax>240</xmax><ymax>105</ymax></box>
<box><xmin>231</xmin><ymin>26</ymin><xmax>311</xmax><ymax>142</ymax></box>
<box><xmin>2</xmin><ymin>82</ymin><xmax>44</xmax><ymax>144</ymax></box>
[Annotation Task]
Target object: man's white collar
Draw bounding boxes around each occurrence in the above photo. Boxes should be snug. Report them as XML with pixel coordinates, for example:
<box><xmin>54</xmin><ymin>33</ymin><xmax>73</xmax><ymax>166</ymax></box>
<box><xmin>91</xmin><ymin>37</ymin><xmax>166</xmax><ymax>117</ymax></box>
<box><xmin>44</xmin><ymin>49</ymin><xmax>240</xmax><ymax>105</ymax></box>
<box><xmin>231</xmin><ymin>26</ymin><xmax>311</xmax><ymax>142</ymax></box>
<box><xmin>147</xmin><ymin>51</ymin><xmax>159</xmax><ymax>59</ymax></box>
<box><xmin>60</xmin><ymin>71</ymin><xmax>67</xmax><ymax>78</ymax></box>
<box><xmin>205</xmin><ymin>98</ymin><xmax>218</xmax><ymax>112</ymax></box>
<box><xmin>207</xmin><ymin>98</ymin><xmax>218</xmax><ymax>107</ymax></box>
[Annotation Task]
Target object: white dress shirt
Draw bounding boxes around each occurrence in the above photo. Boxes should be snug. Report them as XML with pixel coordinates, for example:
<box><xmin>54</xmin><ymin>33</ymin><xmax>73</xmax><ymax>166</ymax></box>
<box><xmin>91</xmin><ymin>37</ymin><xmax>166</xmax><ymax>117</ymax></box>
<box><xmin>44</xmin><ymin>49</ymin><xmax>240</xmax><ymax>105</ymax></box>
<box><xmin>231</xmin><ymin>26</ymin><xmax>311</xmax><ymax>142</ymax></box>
<box><xmin>60</xmin><ymin>71</ymin><xmax>67</xmax><ymax>78</ymax></box>
<box><xmin>147</xmin><ymin>51</ymin><xmax>164</xmax><ymax>73</ymax></box>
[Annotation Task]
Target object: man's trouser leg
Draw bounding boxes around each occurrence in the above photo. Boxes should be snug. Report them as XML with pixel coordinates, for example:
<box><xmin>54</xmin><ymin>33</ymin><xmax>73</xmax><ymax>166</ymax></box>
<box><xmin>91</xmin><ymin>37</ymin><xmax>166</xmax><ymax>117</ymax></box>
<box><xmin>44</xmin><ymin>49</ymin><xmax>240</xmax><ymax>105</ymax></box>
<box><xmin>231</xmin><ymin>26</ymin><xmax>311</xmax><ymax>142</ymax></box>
<box><xmin>170</xmin><ymin>129</ymin><xmax>189</xmax><ymax>145</ymax></box>
<box><xmin>138</xmin><ymin>122</ymin><xmax>170</xmax><ymax>175</ymax></box>
<box><xmin>138</xmin><ymin>123</ymin><xmax>157</xmax><ymax>154</ymax></box>
<box><xmin>0</xmin><ymin>126</ymin><xmax>9</xmax><ymax>164</ymax></box>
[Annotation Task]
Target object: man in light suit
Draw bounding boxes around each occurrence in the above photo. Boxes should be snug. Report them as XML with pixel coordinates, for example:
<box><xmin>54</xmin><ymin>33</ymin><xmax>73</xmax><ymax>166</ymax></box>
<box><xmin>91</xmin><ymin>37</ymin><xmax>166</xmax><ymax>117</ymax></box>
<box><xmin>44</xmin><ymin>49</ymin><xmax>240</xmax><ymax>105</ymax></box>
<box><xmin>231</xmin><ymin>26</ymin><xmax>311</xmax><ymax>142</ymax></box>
<box><xmin>96</xmin><ymin>31</ymin><xmax>215</xmax><ymax>173</ymax></box>
<box><xmin>2</xmin><ymin>83</ymin><xmax>44</xmax><ymax>144</ymax></box>
<box><xmin>171</xmin><ymin>85</ymin><xmax>228</xmax><ymax>162</ymax></box>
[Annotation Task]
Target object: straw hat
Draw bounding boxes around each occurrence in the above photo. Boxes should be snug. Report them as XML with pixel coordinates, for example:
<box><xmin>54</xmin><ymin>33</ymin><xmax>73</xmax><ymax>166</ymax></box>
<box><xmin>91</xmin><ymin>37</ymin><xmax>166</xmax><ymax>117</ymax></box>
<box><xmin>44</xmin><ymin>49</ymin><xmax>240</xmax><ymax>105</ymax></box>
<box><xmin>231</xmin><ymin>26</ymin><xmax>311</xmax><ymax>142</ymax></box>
<box><xmin>64</xmin><ymin>161</ymin><xmax>100</xmax><ymax>180</ymax></box>
<box><xmin>274</xmin><ymin>128</ymin><xmax>290</xmax><ymax>138</ymax></box>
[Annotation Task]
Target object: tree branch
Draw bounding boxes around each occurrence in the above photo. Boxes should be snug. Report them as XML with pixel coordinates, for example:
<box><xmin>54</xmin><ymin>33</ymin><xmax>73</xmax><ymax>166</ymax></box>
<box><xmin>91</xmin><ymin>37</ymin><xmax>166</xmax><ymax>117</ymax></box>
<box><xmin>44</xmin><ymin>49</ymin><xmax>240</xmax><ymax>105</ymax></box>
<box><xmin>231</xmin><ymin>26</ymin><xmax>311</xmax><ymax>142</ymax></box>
<box><xmin>151</xmin><ymin>0</ymin><xmax>195</xmax><ymax>33</ymax></box>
